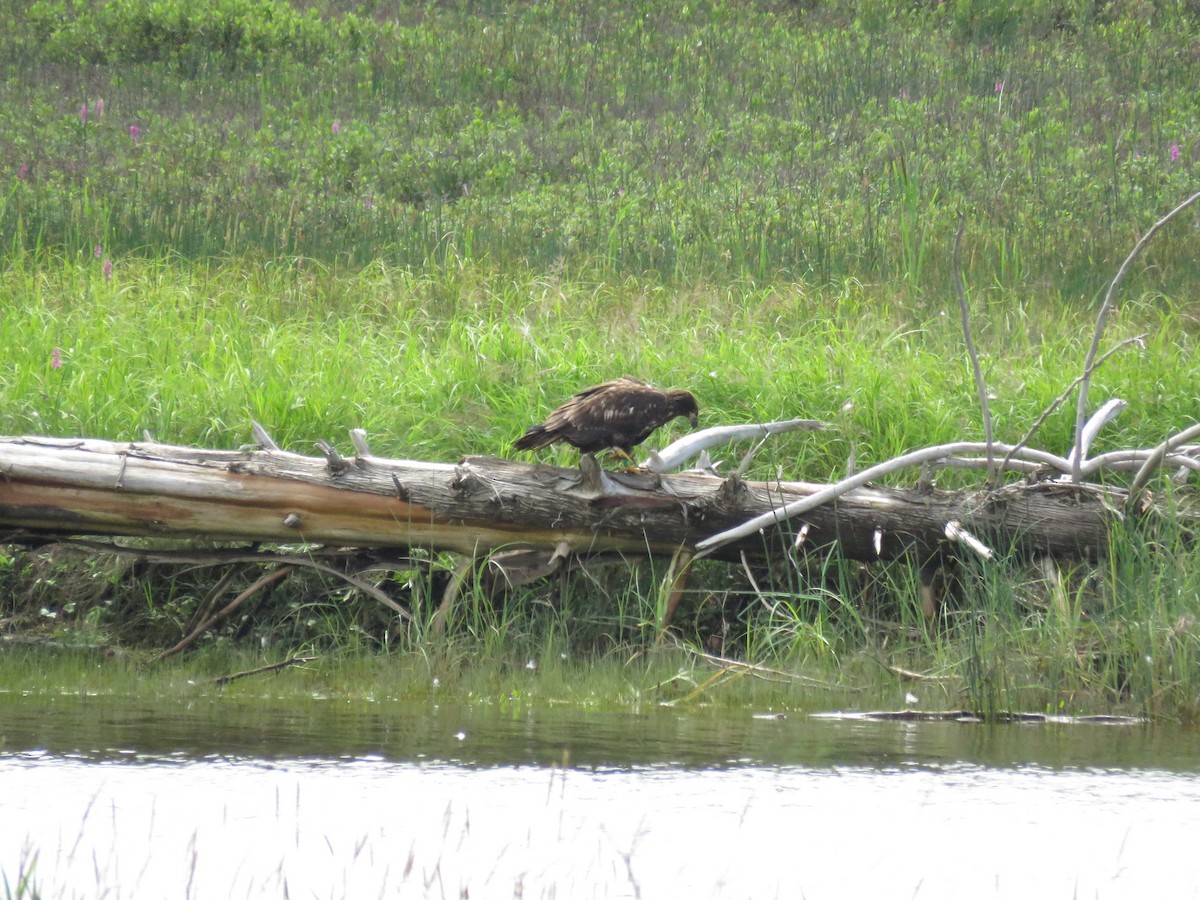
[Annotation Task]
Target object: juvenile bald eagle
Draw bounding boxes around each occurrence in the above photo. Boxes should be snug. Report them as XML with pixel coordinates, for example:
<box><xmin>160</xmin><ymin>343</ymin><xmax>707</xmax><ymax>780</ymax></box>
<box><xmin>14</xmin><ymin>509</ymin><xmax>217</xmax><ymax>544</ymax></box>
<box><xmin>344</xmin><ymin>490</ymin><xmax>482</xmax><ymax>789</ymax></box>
<box><xmin>513</xmin><ymin>377</ymin><xmax>699</xmax><ymax>461</ymax></box>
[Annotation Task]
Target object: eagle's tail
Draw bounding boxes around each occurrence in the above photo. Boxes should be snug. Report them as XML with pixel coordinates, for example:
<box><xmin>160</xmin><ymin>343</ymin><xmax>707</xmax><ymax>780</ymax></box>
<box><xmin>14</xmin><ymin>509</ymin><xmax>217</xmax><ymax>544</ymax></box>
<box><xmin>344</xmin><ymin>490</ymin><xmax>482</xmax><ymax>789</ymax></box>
<box><xmin>513</xmin><ymin>425</ymin><xmax>555</xmax><ymax>451</ymax></box>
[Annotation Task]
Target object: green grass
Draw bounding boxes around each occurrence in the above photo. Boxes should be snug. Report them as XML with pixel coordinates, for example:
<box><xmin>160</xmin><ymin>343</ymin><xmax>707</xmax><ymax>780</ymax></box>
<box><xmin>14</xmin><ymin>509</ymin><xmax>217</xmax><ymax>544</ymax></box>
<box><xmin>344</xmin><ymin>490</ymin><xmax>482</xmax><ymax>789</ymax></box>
<box><xmin>2</xmin><ymin>0</ymin><xmax>1200</xmax><ymax>719</ymax></box>
<box><xmin>1</xmin><ymin>256</ymin><xmax>1192</xmax><ymax>476</ymax></box>
<box><xmin>2</xmin><ymin>0</ymin><xmax>1200</xmax><ymax>292</ymax></box>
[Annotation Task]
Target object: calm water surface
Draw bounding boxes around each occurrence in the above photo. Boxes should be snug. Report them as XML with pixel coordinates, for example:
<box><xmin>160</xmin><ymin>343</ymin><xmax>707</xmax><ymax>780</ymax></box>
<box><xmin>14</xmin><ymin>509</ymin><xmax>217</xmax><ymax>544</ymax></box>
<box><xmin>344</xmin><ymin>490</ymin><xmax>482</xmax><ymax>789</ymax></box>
<box><xmin>2</xmin><ymin>693</ymin><xmax>1198</xmax><ymax>899</ymax></box>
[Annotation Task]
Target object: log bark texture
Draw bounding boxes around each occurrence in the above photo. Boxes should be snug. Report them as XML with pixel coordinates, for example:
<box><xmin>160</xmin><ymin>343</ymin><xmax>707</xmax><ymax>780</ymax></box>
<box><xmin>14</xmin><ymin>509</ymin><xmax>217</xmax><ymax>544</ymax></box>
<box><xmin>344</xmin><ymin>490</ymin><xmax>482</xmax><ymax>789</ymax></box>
<box><xmin>0</xmin><ymin>435</ymin><xmax>1138</xmax><ymax>564</ymax></box>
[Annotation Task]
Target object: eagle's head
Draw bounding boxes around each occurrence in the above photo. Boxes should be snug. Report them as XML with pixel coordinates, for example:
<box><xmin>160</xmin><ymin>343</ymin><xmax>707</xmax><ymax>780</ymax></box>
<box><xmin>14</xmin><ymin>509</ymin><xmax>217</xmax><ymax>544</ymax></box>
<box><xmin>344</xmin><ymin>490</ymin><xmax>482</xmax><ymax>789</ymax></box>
<box><xmin>668</xmin><ymin>390</ymin><xmax>700</xmax><ymax>429</ymax></box>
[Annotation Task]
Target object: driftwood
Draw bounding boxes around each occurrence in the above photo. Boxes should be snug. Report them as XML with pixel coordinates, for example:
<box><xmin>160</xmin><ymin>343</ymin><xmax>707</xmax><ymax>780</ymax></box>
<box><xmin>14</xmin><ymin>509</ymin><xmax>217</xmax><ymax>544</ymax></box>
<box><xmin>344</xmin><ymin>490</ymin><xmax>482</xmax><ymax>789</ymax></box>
<box><xmin>1</xmin><ymin>422</ymin><xmax>1196</xmax><ymax>647</ymax></box>
<box><xmin>0</xmin><ymin>431</ymin><xmax>1159</xmax><ymax>571</ymax></box>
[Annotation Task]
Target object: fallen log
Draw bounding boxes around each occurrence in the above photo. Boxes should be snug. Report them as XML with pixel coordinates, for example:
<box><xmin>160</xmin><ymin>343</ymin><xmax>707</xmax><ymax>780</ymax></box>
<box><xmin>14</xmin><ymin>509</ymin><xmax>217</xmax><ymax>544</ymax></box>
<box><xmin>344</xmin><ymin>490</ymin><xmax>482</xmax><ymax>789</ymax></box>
<box><xmin>0</xmin><ymin>432</ymin><xmax>1155</xmax><ymax>567</ymax></box>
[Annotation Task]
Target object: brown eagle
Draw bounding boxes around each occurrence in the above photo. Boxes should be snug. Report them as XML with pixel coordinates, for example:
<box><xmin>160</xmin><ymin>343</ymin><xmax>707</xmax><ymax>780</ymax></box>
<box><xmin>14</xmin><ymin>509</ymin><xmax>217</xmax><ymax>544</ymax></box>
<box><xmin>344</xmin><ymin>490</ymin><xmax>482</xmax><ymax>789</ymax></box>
<box><xmin>513</xmin><ymin>377</ymin><xmax>699</xmax><ymax>461</ymax></box>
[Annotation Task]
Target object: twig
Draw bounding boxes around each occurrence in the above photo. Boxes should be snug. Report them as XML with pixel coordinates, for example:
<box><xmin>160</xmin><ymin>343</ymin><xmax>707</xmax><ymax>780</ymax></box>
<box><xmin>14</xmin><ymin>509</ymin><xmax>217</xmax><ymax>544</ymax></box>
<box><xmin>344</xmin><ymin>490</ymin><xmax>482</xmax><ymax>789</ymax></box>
<box><xmin>1073</xmin><ymin>189</ymin><xmax>1200</xmax><ymax>482</ymax></box>
<box><xmin>155</xmin><ymin>564</ymin><xmax>295</xmax><ymax>661</ymax></box>
<box><xmin>211</xmin><ymin>655</ymin><xmax>318</xmax><ymax>686</ymax></box>
<box><xmin>1001</xmin><ymin>335</ymin><xmax>1146</xmax><ymax>474</ymax></box>
<box><xmin>953</xmin><ymin>213</ymin><xmax>996</xmax><ymax>483</ymax></box>
<box><xmin>315</xmin><ymin>440</ymin><xmax>350</xmax><ymax>475</ymax></box>
<box><xmin>875</xmin><ymin>660</ymin><xmax>954</xmax><ymax>684</ymax></box>
<box><xmin>740</xmin><ymin>549</ymin><xmax>778</xmax><ymax>616</ymax></box>
<box><xmin>670</xmin><ymin>665</ymin><xmax>749</xmax><ymax>704</ymax></box>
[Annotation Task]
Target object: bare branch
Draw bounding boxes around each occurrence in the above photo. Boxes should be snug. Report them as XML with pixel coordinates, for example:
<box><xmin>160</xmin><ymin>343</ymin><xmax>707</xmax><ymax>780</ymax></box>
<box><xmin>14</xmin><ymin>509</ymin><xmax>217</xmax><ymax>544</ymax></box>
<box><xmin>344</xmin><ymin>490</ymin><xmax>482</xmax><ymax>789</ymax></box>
<box><xmin>211</xmin><ymin>655</ymin><xmax>319</xmax><ymax>686</ymax></box>
<box><xmin>665</xmin><ymin>633</ymin><xmax>851</xmax><ymax>690</ymax></box>
<box><xmin>1086</xmin><ymin>448</ymin><xmax>1200</xmax><ymax>477</ymax></box>
<box><xmin>1002</xmin><ymin>335</ymin><xmax>1146</xmax><ymax>474</ymax></box>
<box><xmin>1127</xmin><ymin>421</ymin><xmax>1200</xmax><ymax>510</ymax></box>
<box><xmin>944</xmin><ymin>520</ymin><xmax>994</xmax><ymax>560</ymax></box>
<box><xmin>644</xmin><ymin>418</ymin><xmax>824</xmax><ymax>474</ymax></box>
<box><xmin>1067</xmin><ymin>398</ymin><xmax>1127</xmax><ymax>473</ymax></box>
<box><xmin>695</xmin><ymin>440</ymin><xmax>1074</xmax><ymax>557</ymax></box>
<box><xmin>953</xmin><ymin>213</ymin><xmax>995</xmax><ymax>482</ymax></box>
<box><xmin>155</xmin><ymin>565</ymin><xmax>295</xmax><ymax>661</ymax></box>
<box><xmin>1073</xmin><ymin>189</ymin><xmax>1200</xmax><ymax>481</ymax></box>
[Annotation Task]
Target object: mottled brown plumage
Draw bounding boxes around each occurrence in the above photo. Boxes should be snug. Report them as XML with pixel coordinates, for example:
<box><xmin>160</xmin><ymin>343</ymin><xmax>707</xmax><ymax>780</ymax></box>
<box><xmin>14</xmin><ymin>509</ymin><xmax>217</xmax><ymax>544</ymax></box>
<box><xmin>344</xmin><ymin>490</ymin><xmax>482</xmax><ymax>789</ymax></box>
<box><xmin>513</xmin><ymin>377</ymin><xmax>699</xmax><ymax>458</ymax></box>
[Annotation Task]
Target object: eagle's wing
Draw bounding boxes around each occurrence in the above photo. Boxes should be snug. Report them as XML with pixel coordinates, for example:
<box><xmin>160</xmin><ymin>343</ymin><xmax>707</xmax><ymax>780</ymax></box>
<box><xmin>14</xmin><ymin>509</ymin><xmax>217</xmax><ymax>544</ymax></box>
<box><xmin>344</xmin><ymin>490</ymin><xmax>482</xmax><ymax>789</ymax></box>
<box><xmin>515</xmin><ymin>378</ymin><xmax>674</xmax><ymax>453</ymax></box>
<box><xmin>561</xmin><ymin>380</ymin><xmax>671</xmax><ymax>449</ymax></box>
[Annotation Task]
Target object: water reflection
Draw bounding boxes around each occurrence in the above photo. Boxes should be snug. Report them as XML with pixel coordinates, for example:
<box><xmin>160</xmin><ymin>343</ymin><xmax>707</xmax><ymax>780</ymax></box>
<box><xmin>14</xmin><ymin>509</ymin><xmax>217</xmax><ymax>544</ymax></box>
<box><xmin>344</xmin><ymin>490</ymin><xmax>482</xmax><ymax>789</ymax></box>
<box><xmin>2</xmin><ymin>694</ymin><xmax>1199</xmax><ymax>899</ymax></box>
<box><xmin>2</xmin><ymin>692</ymin><xmax>1196</xmax><ymax>771</ymax></box>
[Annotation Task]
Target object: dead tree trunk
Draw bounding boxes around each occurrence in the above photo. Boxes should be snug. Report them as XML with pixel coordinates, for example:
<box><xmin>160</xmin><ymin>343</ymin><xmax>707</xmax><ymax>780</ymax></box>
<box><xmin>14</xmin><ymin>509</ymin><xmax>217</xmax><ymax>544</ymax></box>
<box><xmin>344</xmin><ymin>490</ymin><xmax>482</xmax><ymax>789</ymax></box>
<box><xmin>0</xmin><ymin>434</ymin><xmax>1144</xmax><ymax>565</ymax></box>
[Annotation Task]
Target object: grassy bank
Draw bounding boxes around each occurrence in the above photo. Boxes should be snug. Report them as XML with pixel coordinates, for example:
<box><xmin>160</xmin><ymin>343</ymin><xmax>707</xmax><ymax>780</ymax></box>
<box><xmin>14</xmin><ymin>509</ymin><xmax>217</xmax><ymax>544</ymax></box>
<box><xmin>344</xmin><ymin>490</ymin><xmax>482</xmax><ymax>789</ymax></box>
<box><xmin>2</xmin><ymin>0</ymin><xmax>1200</xmax><ymax>721</ymax></box>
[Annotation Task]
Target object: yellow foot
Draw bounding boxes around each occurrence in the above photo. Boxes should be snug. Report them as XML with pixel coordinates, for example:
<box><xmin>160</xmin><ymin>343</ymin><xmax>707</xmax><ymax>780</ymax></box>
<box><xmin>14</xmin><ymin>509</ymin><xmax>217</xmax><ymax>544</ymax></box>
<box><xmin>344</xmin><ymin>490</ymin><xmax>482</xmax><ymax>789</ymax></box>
<box><xmin>606</xmin><ymin>447</ymin><xmax>642</xmax><ymax>471</ymax></box>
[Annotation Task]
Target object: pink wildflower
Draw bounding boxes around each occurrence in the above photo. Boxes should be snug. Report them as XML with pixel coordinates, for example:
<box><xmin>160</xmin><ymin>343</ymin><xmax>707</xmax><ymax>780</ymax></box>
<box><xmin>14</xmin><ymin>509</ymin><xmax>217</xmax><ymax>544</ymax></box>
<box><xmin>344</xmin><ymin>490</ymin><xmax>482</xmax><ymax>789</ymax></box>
<box><xmin>103</xmin><ymin>258</ymin><xmax>113</xmax><ymax>281</ymax></box>
<box><xmin>94</xmin><ymin>243</ymin><xmax>103</xmax><ymax>258</ymax></box>
<box><xmin>50</xmin><ymin>348</ymin><xmax>62</xmax><ymax>370</ymax></box>
<box><xmin>96</xmin><ymin>98</ymin><xmax>104</xmax><ymax>117</ymax></box>
<box><xmin>18</xmin><ymin>163</ymin><xmax>28</xmax><ymax>180</ymax></box>
<box><xmin>332</xmin><ymin>120</ymin><xmax>341</xmax><ymax>135</ymax></box>
<box><xmin>129</xmin><ymin>124</ymin><xmax>140</xmax><ymax>142</ymax></box>
<box><xmin>995</xmin><ymin>81</ymin><xmax>1004</xmax><ymax>94</ymax></box>
<box><xmin>1170</xmin><ymin>143</ymin><xmax>1181</xmax><ymax>162</ymax></box>
<box><xmin>80</xmin><ymin>102</ymin><xmax>88</xmax><ymax>122</ymax></box>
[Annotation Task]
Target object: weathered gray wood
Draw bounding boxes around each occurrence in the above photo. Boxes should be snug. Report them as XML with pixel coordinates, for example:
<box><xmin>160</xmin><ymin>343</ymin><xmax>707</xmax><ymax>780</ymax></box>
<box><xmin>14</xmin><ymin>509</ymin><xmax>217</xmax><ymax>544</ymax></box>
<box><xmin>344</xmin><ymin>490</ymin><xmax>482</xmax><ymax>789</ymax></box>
<box><xmin>0</xmin><ymin>434</ymin><xmax>1150</xmax><ymax>564</ymax></box>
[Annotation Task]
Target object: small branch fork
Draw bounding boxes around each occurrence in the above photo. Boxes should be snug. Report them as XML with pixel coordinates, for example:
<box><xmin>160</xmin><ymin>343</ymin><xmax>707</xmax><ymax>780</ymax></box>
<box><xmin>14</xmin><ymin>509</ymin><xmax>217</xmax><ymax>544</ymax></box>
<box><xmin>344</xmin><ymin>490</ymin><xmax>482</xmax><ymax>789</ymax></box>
<box><xmin>699</xmin><ymin>189</ymin><xmax>1200</xmax><ymax>558</ymax></box>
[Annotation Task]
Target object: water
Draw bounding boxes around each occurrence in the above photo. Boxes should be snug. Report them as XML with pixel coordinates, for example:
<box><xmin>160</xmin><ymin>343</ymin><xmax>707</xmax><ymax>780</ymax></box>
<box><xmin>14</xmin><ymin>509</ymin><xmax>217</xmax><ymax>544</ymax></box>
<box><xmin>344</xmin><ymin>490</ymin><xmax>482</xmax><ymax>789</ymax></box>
<box><xmin>2</xmin><ymin>693</ymin><xmax>1199</xmax><ymax>899</ymax></box>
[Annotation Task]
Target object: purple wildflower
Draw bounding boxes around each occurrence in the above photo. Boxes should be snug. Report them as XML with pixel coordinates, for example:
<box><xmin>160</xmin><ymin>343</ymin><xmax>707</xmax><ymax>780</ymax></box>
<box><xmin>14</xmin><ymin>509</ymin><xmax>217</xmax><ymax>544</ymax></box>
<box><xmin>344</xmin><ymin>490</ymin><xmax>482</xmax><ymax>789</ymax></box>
<box><xmin>332</xmin><ymin>120</ymin><xmax>341</xmax><ymax>135</ymax></box>
<box><xmin>94</xmin><ymin>243</ymin><xmax>103</xmax><ymax>258</ymax></box>
<box><xmin>995</xmin><ymin>81</ymin><xmax>1004</xmax><ymax>94</ymax></box>
<box><xmin>129</xmin><ymin>124</ymin><xmax>140</xmax><ymax>142</ymax></box>
<box><xmin>18</xmin><ymin>162</ymin><xmax>28</xmax><ymax>180</ymax></box>
<box><xmin>364</xmin><ymin>195</ymin><xmax>373</xmax><ymax>210</ymax></box>
<box><xmin>1170</xmin><ymin>143</ymin><xmax>1181</xmax><ymax>162</ymax></box>
<box><xmin>96</xmin><ymin>98</ymin><xmax>104</xmax><ymax>118</ymax></box>
<box><xmin>51</xmin><ymin>348</ymin><xmax>62</xmax><ymax>370</ymax></box>
<box><xmin>80</xmin><ymin>102</ymin><xmax>88</xmax><ymax>123</ymax></box>
<box><xmin>103</xmin><ymin>258</ymin><xmax>113</xmax><ymax>281</ymax></box>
